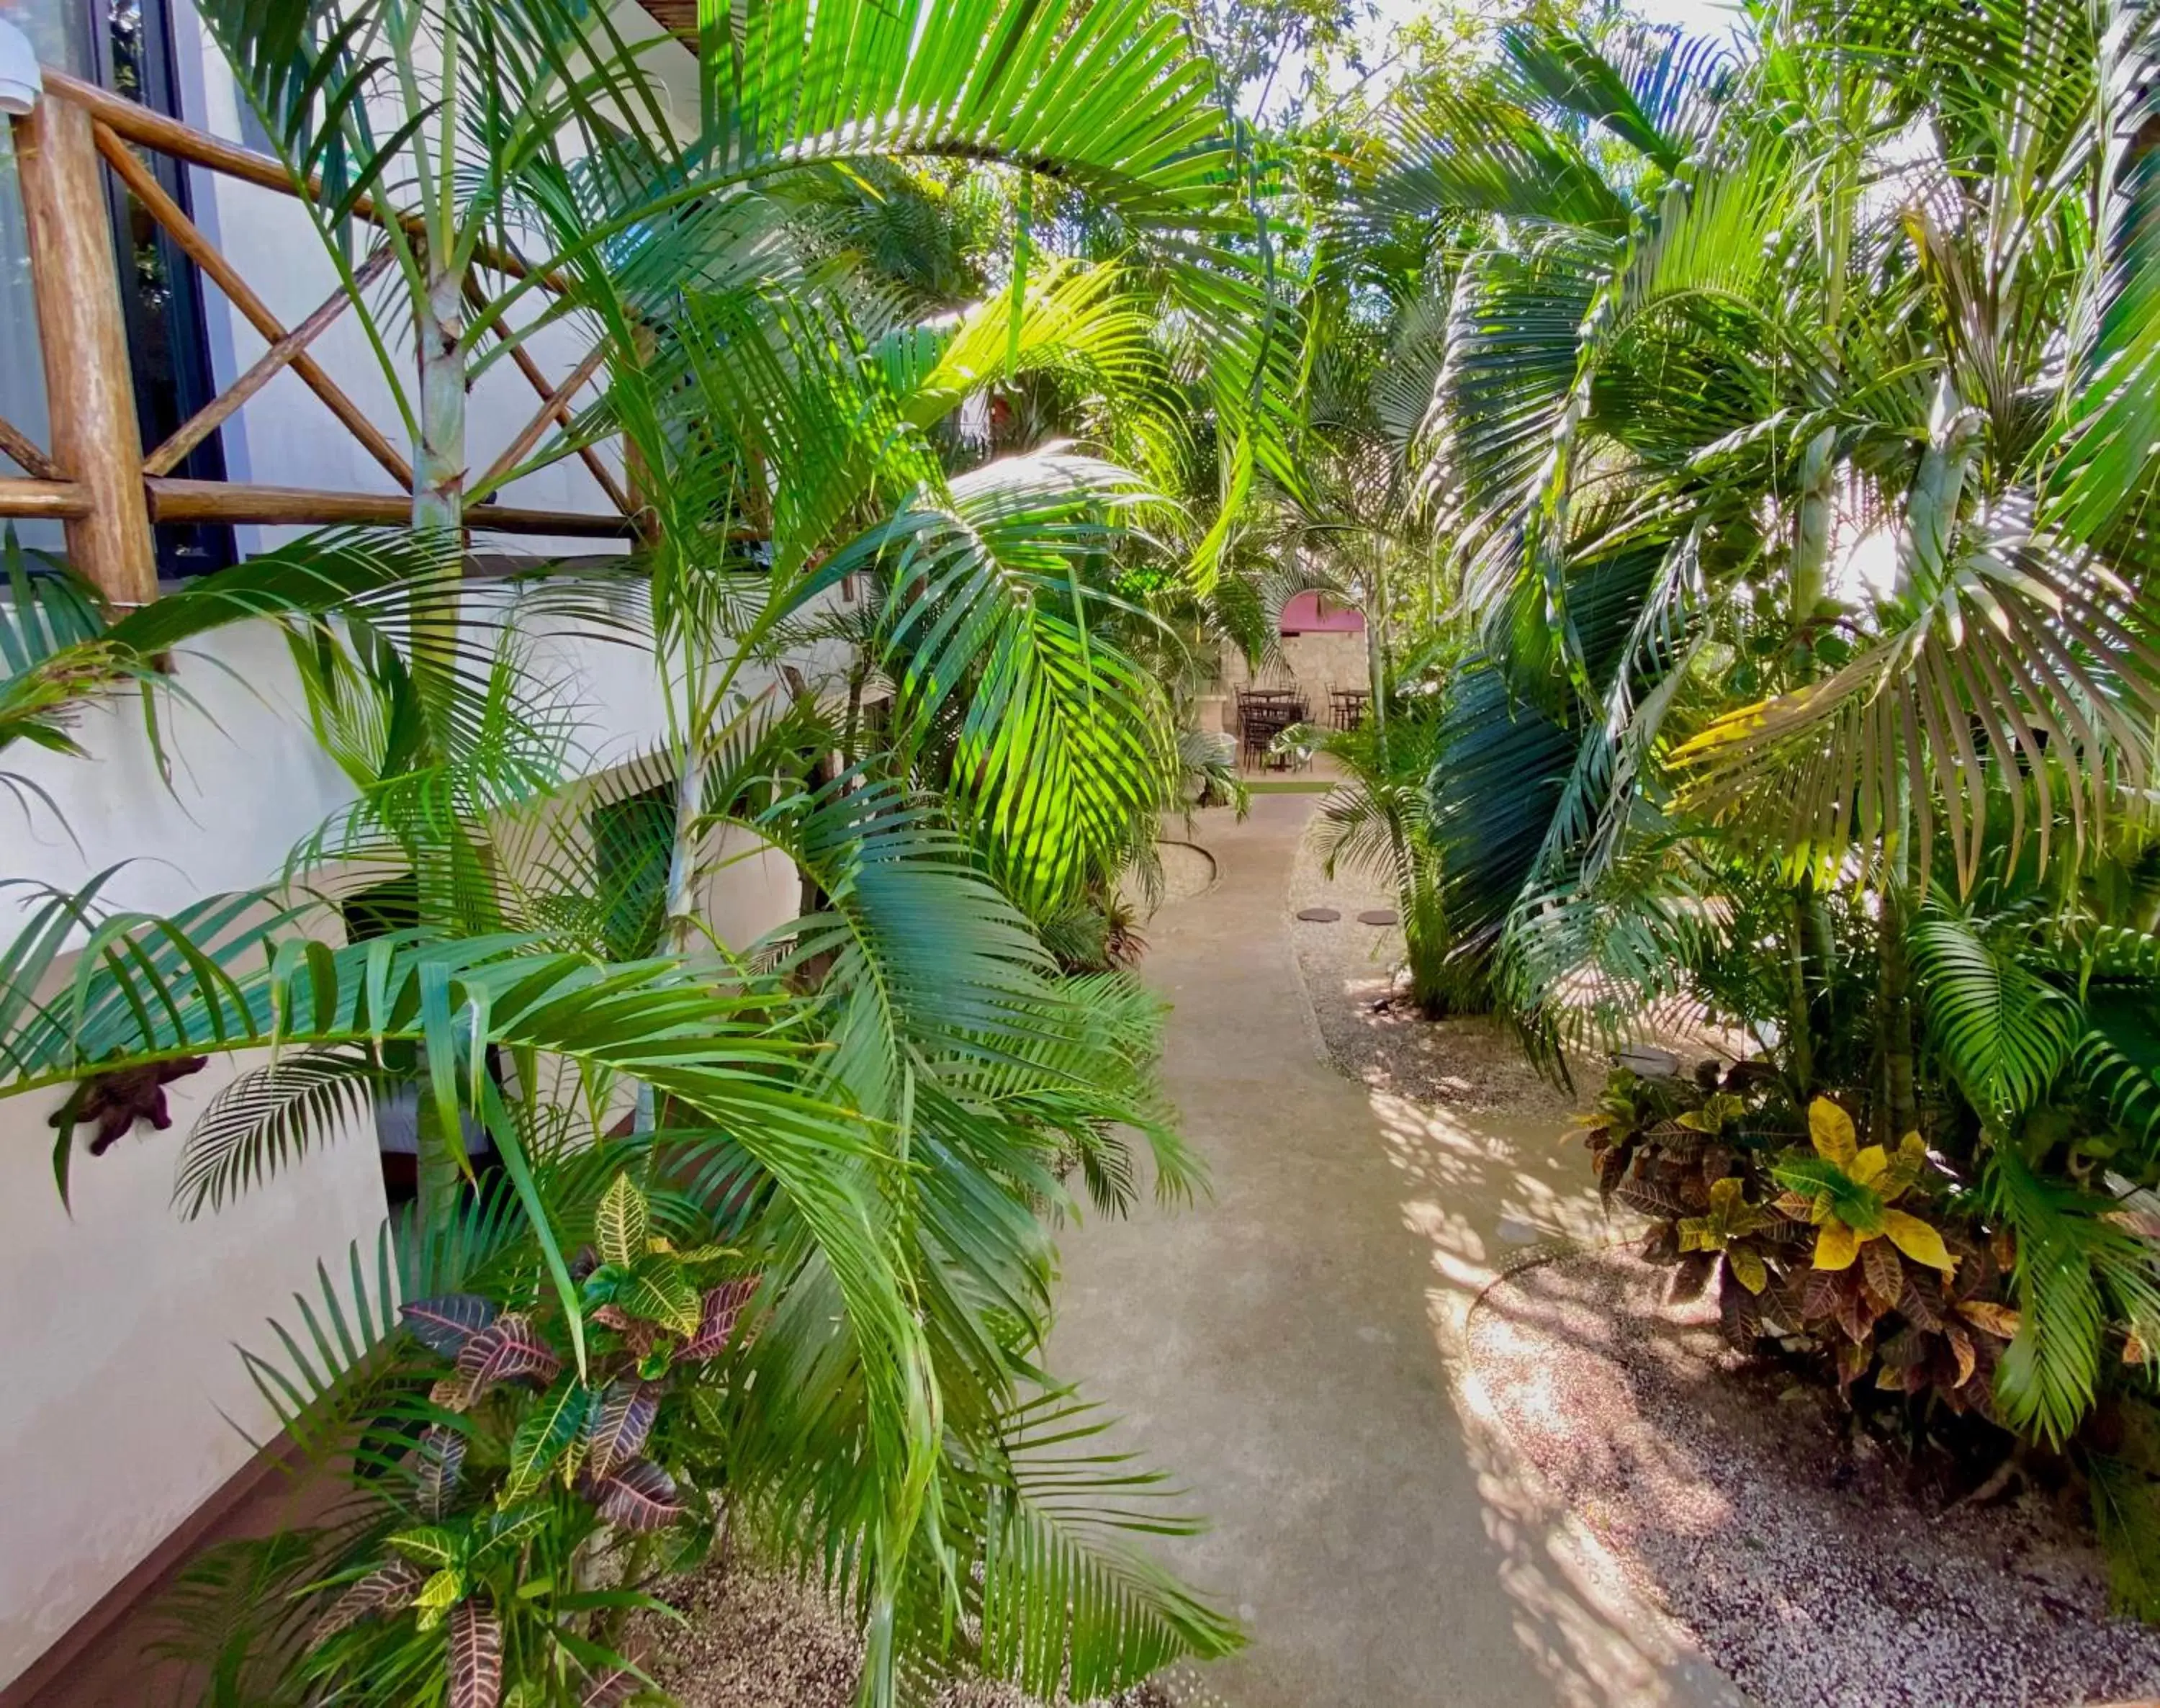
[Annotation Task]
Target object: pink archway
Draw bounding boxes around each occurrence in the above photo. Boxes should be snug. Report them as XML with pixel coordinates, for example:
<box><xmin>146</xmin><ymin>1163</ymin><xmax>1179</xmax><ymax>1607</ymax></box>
<box><xmin>1279</xmin><ymin>590</ymin><xmax>1366</xmax><ymax>634</ymax></box>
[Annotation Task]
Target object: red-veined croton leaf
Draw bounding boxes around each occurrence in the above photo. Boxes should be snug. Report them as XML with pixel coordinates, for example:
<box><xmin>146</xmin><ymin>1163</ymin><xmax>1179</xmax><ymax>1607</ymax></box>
<box><xmin>583</xmin><ymin>1378</ymin><xmax>660</xmax><ymax>1478</ymax></box>
<box><xmin>448</xmin><ymin>1595</ymin><xmax>503</xmax><ymax>1708</ymax></box>
<box><xmin>401</xmin><ymin>1294</ymin><xmax>499</xmax><ymax>1357</ymax></box>
<box><xmin>588</xmin><ymin>1459</ymin><xmax>684</xmax><ymax>1532</ymax></box>
<box><xmin>680</xmin><ymin>1277</ymin><xmax>759</xmax><ymax>1361</ymax></box>
<box><xmin>415</xmin><ymin>1425</ymin><xmax>467</xmax><ymax>1519</ymax></box>
<box><xmin>454</xmin><ymin>1313</ymin><xmax>561</xmax><ymax>1403</ymax></box>
<box><xmin>310</xmin><ymin>1558</ymin><xmax>423</xmax><ymax>1645</ymax></box>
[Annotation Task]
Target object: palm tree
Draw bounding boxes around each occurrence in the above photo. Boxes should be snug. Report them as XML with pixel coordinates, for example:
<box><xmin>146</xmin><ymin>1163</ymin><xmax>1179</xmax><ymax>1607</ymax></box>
<box><xmin>4</xmin><ymin>489</ymin><xmax>1238</xmax><ymax>1708</ymax></box>
<box><xmin>1358</xmin><ymin>0</ymin><xmax>2160</xmax><ymax>1040</ymax></box>
<box><xmin>0</xmin><ymin>0</ymin><xmax>1310</xmax><ymax>1696</ymax></box>
<box><xmin>1352</xmin><ymin>0</ymin><xmax>2160</xmax><ymax>1519</ymax></box>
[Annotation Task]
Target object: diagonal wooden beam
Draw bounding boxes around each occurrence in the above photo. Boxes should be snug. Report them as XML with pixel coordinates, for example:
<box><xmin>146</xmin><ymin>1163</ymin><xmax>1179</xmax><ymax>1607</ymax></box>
<box><xmin>470</xmin><ymin>342</ymin><xmax>609</xmax><ymax>505</ymax></box>
<box><xmin>463</xmin><ymin>277</ymin><xmax>636</xmax><ymax>520</ymax></box>
<box><xmin>45</xmin><ymin>68</ymin><xmax>567</xmax><ymax>296</ymax></box>
<box><xmin>144</xmin><ymin>246</ymin><xmax>393</xmax><ymax>478</ymax></box>
<box><xmin>91</xmin><ymin>123</ymin><xmax>415</xmax><ymax>493</ymax></box>
<box><xmin>0</xmin><ymin>410</ymin><xmax>61</xmax><ymax>483</ymax></box>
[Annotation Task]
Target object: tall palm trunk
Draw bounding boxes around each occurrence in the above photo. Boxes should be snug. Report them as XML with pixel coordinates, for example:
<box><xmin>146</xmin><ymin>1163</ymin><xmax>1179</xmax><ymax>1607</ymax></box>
<box><xmin>665</xmin><ymin>740</ymin><xmax>708</xmax><ymax>955</ymax></box>
<box><xmin>1793</xmin><ymin>427</ymin><xmax>1835</xmax><ymax>628</ymax></box>
<box><xmin>411</xmin><ymin>257</ymin><xmax>468</xmax><ymax>714</ymax></box>
<box><xmin>1787</xmin><ymin>884</ymin><xmax>1816</xmax><ymax>1097</ymax></box>
<box><xmin>1879</xmin><ymin>887</ymin><xmax>1918</xmax><ymax>1141</ymax></box>
<box><xmin>412</xmin><ymin>256</ymin><xmax>469</xmax><ymax>1229</ymax></box>
<box><xmin>413</xmin><ymin>266</ymin><xmax>467</xmax><ymax>534</ymax></box>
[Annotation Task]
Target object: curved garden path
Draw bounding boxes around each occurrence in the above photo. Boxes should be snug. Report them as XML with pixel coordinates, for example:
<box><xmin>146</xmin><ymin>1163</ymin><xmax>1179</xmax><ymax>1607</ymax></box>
<box><xmin>1050</xmin><ymin>793</ymin><xmax>1750</xmax><ymax>1708</ymax></box>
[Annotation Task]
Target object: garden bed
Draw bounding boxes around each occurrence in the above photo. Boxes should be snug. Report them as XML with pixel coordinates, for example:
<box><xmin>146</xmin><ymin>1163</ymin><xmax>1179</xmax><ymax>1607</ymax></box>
<box><xmin>636</xmin><ymin>1559</ymin><xmax>1177</xmax><ymax>1708</ymax></box>
<box><xmin>1468</xmin><ymin>1249</ymin><xmax>2160</xmax><ymax>1708</ymax></box>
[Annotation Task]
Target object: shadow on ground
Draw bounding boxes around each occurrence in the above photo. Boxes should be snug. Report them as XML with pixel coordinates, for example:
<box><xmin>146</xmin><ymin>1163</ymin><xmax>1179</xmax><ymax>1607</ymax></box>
<box><xmin>1049</xmin><ymin>794</ymin><xmax>1747</xmax><ymax>1708</ymax></box>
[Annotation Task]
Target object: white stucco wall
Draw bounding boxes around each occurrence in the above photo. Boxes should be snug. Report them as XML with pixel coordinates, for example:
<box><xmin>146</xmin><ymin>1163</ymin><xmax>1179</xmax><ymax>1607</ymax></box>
<box><xmin>0</xmin><ymin>1058</ymin><xmax>387</xmax><ymax>1689</ymax></box>
<box><xmin>0</xmin><ymin>7</ymin><xmax>844</xmax><ymax>1687</ymax></box>
<box><xmin>0</xmin><ymin>606</ymin><xmax>811</xmax><ymax>1691</ymax></box>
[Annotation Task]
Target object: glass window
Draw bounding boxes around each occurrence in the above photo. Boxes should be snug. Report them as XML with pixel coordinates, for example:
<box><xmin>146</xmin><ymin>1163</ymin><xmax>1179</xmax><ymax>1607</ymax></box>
<box><xmin>0</xmin><ymin>120</ymin><xmax>60</xmax><ymax>551</ymax></box>
<box><xmin>91</xmin><ymin>0</ymin><xmax>235</xmax><ymax>577</ymax></box>
<box><xmin>0</xmin><ymin>0</ymin><xmax>82</xmax><ymax>73</ymax></box>
<box><xmin>0</xmin><ymin>1</ymin><xmax>73</xmax><ymax>541</ymax></box>
<box><xmin>0</xmin><ymin>0</ymin><xmax>237</xmax><ymax>572</ymax></box>
<box><xmin>0</xmin><ymin>0</ymin><xmax>70</xmax><ymax>549</ymax></box>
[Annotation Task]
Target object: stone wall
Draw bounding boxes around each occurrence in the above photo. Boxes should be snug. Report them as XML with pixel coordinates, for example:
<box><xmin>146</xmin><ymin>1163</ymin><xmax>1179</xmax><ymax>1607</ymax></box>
<box><xmin>1212</xmin><ymin>631</ymin><xmax>1371</xmax><ymax>729</ymax></box>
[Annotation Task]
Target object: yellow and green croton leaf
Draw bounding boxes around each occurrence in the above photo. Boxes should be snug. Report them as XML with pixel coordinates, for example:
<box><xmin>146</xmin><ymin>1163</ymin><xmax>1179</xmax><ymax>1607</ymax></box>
<box><xmin>615</xmin><ymin>1253</ymin><xmax>703</xmax><ymax>1337</ymax></box>
<box><xmin>1678</xmin><ymin>1176</ymin><xmax>1776</xmax><ymax>1293</ymax></box>
<box><xmin>1675</xmin><ymin>1092</ymin><xmax>1747</xmax><ymax>1135</ymax></box>
<box><xmin>1776</xmin><ymin>1100</ymin><xmax>1958</xmax><ymax>1276</ymax></box>
<box><xmin>595</xmin><ymin>1173</ymin><xmax>651</xmax><ymax>1271</ymax></box>
<box><xmin>501</xmin><ymin>1372</ymin><xmax>590</xmax><ymax>1503</ymax></box>
<box><xmin>413</xmin><ymin>1566</ymin><xmax>467</xmax><ymax>1630</ymax></box>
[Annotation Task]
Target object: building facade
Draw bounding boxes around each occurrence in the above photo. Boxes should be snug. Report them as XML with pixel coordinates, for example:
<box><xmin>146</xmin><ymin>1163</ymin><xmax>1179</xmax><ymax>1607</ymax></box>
<box><xmin>0</xmin><ymin>1</ymin><xmax>793</xmax><ymax>1690</ymax></box>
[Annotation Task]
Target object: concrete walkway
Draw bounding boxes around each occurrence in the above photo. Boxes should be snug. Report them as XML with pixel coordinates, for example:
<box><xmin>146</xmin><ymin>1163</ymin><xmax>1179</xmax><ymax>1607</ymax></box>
<box><xmin>1051</xmin><ymin>794</ymin><xmax>1746</xmax><ymax>1708</ymax></box>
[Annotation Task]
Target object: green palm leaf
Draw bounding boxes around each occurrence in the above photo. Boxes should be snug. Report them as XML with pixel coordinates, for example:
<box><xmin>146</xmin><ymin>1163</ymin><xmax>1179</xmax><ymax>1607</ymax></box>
<box><xmin>934</xmin><ymin>1393</ymin><xmax>1242</xmax><ymax>1697</ymax></box>
<box><xmin>1909</xmin><ymin>904</ymin><xmax>2084</xmax><ymax>1123</ymax></box>
<box><xmin>1985</xmin><ymin>1148</ymin><xmax>2160</xmax><ymax>1445</ymax></box>
<box><xmin>1675</xmin><ymin>504</ymin><xmax>2160</xmax><ymax>889</ymax></box>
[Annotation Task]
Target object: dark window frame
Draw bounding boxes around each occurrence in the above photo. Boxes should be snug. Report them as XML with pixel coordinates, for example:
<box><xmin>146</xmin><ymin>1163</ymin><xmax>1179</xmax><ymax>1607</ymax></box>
<box><xmin>79</xmin><ymin>0</ymin><xmax>237</xmax><ymax>577</ymax></box>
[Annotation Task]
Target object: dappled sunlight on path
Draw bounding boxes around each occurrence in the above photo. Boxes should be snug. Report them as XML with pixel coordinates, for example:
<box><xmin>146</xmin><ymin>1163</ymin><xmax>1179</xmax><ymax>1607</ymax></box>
<box><xmin>1048</xmin><ymin>795</ymin><xmax>1747</xmax><ymax>1708</ymax></box>
<box><xmin>1369</xmin><ymin>1089</ymin><xmax>1610</xmax><ymax>1277</ymax></box>
<box><xmin>1368</xmin><ymin>1088</ymin><xmax>1739</xmax><ymax>1708</ymax></box>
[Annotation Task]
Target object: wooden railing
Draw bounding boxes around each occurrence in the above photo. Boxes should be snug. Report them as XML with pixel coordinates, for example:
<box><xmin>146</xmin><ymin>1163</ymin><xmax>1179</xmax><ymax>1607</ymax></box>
<box><xmin>0</xmin><ymin>69</ymin><xmax>639</xmax><ymax>607</ymax></box>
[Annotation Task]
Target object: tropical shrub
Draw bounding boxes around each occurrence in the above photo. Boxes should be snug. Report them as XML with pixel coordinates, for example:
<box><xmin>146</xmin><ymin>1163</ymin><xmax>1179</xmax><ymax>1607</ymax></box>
<box><xmin>1581</xmin><ymin>1029</ymin><xmax>2160</xmax><ymax>1605</ymax></box>
<box><xmin>1329</xmin><ymin>0</ymin><xmax>2160</xmax><ymax>1609</ymax></box>
<box><xmin>284</xmin><ymin>1172</ymin><xmax>753</xmax><ymax>1705</ymax></box>
<box><xmin>1583</xmin><ymin>1073</ymin><xmax>2012</xmax><ymax>1405</ymax></box>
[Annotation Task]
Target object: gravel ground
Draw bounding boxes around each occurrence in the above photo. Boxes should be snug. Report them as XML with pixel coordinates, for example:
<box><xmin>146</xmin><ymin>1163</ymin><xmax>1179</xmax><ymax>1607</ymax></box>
<box><xmin>634</xmin><ymin>1558</ymin><xmax>1191</xmax><ymax>1708</ymax></box>
<box><xmin>1287</xmin><ymin>802</ymin><xmax>2160</xmax><ymax>1707</ymax></box>
<box><xmin>1468</xmin><ymin>1245</ymin><xmax>2160</xmax><ymax>1707</ymax></box>
<box><xmin>1285</xmin><ymin>814</ymin><xmax>1580</xmax><ymax>1123</ymax></box>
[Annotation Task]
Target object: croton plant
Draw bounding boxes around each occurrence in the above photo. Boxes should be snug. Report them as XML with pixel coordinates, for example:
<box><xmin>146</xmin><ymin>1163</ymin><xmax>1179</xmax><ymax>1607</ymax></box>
<box><xmin>1580</xmin><ymin>1070</ymin><xmax>2020</xmax><ymax>1416</ymax></box>
<box><xmin>299</xmin><ymin>1172</ymin><xmax>757</xmax><ymax>1708</ymax></box>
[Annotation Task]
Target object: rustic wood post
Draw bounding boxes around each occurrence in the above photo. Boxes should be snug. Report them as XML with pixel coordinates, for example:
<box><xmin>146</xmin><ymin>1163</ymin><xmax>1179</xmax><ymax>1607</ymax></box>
<box><xmin>13</xmin><ymin>97</ymin><xmax>156</xmax><ymax>605</ymax></box>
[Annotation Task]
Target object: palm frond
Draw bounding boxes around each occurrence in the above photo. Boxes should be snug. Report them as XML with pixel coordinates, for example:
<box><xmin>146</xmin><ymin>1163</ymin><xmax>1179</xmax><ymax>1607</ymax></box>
<box><xmin>937</xmin><ymin>1393</ymin><xmax>1243</xmax><ymax>1699</ymax></box>
<box><xmin>1984</xmin><ymin>1147</ymin><xmax>2160</xmax><ymax>1444</ymax></box>
<box><xmin>833</xmin><ymin>452</ymin><xmax>1179</xmax><ymax>910</ymax></box>
<box><xmin>1910</xmin><ymin>904</ymin><xmax>2084</xmax><ymax>1123</ymax></box>
<box><xmin>1675</xmin><ymin>499</ymin><xmax>2160</xmax><ymax>889</ymax></box>
<box><xmin>176</xmin><ymin>1047</ymin><xmax>392</xmax><ymax>1218</ymax></box>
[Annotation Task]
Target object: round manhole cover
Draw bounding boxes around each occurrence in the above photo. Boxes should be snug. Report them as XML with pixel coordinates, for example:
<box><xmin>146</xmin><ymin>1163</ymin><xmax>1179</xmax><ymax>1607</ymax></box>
<box><xmin>1295</xmin><ymin>907</ymin><xmax>1341</xmax><ymax>922</ymax></box>
<box><xmin>1357</xmin><ymin>909</ymin><xmax>1400</xmax><ymax>926</ymax></box>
